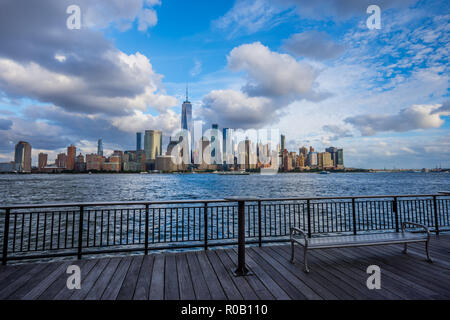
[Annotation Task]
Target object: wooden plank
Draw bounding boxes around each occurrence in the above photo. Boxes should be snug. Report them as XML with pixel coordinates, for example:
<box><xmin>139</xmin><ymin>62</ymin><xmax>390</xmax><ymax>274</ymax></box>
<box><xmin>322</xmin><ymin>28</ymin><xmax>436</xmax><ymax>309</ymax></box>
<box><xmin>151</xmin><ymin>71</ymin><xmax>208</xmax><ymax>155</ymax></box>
<box><xmin>164</xmin><ymin>254</ymin><xmax>179</xmax><ymax>300</ymax></box>
<box><xmin>223</xmin><ymin>249</ymin><xmax>275</xmax><ymax>300</ymax></box>
<box><xmin>133</xmin><ymin>255</ymin><xmax>154</xmax><ymax>300</ymax></box>
<box><xmin>70</xmin><ymin>258</ymin><xmax>111</xmax><ymax>300</ymax></box>
<box><xmin>265</xmin><ymin>246</ymin><xmax>340</xmax><ymax>300</ymax></box>
<box><xmin>176</xmin><ymin>253</ymin><xmax>195</xmax><ymax>300</ymax></box>
<box><xmin>333</xmin><ymin>247</ymin><xmax>431</xmax><ymax>299</ymax></box>
<box><xmin>185</xmin><ymin>251</ymin><xmax>211</xmax><ymax>300</ymax></box>
<box><xmin>205</xmin><ymin>250</ymin><xmax>242</xmax><ymax>300</ymax></box>
<box><xmin>0</xmin><ymin>262</ymin><xmax>49</xmax><ymax>299</ymax></box>
<box><xmin>38</xmin><ymin>260</ymin><xmax>89</xmax><ymax>300</ymax></box>
<box><xmin>149</xmin><ymin>254</ymin><xmax>165</xmax><ymax>300</ymax></box>
<box><xmin>100</xmin><ymin>257</ymin><xmax>133</xmax><ymax>300</ymax></box>
<box><xmin>52</xmin><ymin>259</ymin><xmax>99</xmax><ymax>300</ymax></box>
<box><xmin>246</xmin><ymin>248</ymin><xmax>306</xmax><ymax>300</ymax></box>
<box><xmin>358</xmin><ymin>245</ymin><xmax>450</xmax><ymax>298</ymax></box>
<box><xmin>0</xmin><ymin>263</ymin><xmax>37</xmax><ymax>295</ymax></box>
<box><xmin>316</xmin><ymin>248</ymin><xmax>395</xmax><ymax>300</ymax></box>
<box><xmin>85</xmin><ymin>258</ymin><xmax>122</xmax><ymax>300</ymax></box>
<box><xmin>116</xmin><ymin>255</ymin><xmax>144</xmax><ymax>300</ymax></box>
<box><xmin>0</xmin><ymin>265</ymin><xmax>21</xmax><ymax>283</ymax></box>
<box><xmin>232</xmin><ymin>248</ymin><xmax>289</xmax><ymax>300</ymax></box>
<box><xmin>259</xmin><ymin>247</ymin><xmax>325</xmax><ymax>300</ymax></box>
<box><xmin>196</xmin><ymin>251</ymin><xmax>227</xmax><ymax>300</ymax></box>
<box><xmin>21</xmin><ymin>262</ymin><xmax>72</xmax><ymax>300</ymax></box>
<box><xmin>215</xmin><ymin>249</ymin><xmax>259</xmax><ymax>300</ymax></box>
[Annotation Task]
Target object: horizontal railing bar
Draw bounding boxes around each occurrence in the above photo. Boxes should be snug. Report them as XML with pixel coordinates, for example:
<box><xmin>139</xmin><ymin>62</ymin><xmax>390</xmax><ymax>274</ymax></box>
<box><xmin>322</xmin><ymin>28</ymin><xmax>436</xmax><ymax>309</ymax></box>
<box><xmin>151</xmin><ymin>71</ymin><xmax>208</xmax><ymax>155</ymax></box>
<box><xmin>0</xmin><ymin>194</ymin><xmax>448</xmax><ymax>210</ymax></box>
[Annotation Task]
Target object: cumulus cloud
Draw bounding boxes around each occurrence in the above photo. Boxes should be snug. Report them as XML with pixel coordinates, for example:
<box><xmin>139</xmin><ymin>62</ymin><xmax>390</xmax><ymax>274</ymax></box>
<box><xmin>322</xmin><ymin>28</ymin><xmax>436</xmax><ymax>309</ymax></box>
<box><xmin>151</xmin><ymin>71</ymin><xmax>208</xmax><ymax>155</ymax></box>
<box><xmin>283</xmin><ymin>31</ymin><xmax>346</xmax><ymax>60</ymax></box>
<box><xmin>199</xmin><ymin>42</ymin><xmax>328</xmax><ymax>129</ymax></box>
<box><xmin>201</xmin><ymin>90</ymin><xmax>274</xmax><ymax>129</ymax></box>
<box><xmin>0</xmin><ymin>0</ymin><xmax>176</xmax><ymax>117</ymax></box>
<box><xmin>228</xmin><ymin>42</ymin><xmax>320</xmax><ymax>98</ymax></box>
<box><xmin>345</xmin><ymin>104</ymin><xmax>448</xmax><ymax>136</ymax></box>
<box><xmin>322</xmin><ymin>125</ymin><xmax>353</xmax><ymax>140</ymax></box>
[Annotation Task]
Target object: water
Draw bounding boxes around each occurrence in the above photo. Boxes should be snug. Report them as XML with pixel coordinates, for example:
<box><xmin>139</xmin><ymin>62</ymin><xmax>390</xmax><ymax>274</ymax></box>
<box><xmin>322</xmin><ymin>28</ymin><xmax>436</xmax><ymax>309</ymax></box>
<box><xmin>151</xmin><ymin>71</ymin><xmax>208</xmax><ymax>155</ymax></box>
<box><xmin>0</xmin><ymin>172</ymin><xmax>448</xmax><ymax>205</ymax></box>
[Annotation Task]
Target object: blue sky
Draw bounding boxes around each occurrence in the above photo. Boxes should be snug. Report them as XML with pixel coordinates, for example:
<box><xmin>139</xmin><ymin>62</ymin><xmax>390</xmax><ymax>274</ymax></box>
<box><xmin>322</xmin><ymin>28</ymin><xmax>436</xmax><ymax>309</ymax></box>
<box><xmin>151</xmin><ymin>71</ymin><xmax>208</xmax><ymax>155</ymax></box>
<box><xmin>0</xmin><ymin>0</ymin><xmax>448</xmax><ymax>169</ymax></box>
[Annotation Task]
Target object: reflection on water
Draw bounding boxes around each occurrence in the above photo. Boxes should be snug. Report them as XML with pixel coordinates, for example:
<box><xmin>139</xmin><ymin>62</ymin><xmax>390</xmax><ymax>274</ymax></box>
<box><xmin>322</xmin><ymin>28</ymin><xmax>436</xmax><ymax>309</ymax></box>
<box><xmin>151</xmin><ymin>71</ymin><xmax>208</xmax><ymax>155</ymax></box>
<box><xmin>0</xmin><ymin>172</ymin><xmax>448</xmax><ymax>205</ymax></box>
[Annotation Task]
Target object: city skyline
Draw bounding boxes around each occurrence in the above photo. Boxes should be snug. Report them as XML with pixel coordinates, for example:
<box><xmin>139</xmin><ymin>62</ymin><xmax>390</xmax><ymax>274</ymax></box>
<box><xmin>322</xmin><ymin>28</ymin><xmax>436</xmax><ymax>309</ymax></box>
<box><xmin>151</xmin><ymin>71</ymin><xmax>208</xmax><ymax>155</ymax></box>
<box><xmin>0</xmin><ymin>1</ymin><xmax>448</xmax><ymax>169</ymax></box>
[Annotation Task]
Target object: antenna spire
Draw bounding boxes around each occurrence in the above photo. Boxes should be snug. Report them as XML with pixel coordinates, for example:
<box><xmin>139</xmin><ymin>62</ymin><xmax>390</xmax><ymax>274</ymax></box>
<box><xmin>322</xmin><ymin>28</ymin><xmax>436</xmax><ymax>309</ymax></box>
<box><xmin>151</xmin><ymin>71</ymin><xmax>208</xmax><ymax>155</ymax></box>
<box><xmin>186</xmin><ymin>83</ymin><xmax>189</xmax><ymax>102</ymax></box>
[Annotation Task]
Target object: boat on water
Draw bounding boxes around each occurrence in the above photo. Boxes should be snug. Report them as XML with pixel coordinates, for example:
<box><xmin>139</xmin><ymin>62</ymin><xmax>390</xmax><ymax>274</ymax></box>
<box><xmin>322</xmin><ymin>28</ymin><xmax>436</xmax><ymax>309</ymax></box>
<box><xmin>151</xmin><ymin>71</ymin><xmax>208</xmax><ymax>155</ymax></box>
<box><xmin>217</xmin><ymin>170</ymin><xmax>250</xmax><ymax>176</ymax></box>
<box><xmin>320</xmin><ymin>171</ymin><xmax>331</xmax><ymax>174</ymax></box>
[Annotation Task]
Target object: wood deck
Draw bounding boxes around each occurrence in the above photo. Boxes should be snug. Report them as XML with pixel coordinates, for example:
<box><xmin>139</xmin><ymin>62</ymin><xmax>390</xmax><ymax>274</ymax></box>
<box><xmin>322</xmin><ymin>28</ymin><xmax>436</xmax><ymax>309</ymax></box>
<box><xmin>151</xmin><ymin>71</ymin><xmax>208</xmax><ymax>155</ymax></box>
<box><xmin>0</xmin><ymin>234</ymin><xmax>449</xmax><ymax>300</ymax></box>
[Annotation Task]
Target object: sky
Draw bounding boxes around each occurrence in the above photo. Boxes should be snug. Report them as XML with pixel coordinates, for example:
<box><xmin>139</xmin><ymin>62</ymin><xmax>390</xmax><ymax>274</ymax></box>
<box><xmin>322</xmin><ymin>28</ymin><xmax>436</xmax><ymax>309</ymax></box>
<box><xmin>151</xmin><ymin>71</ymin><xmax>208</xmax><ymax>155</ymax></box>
<box><xmin>0</xmin><ymin>0</ymin><xmax>448</xmax><ymax>169</ymax></box>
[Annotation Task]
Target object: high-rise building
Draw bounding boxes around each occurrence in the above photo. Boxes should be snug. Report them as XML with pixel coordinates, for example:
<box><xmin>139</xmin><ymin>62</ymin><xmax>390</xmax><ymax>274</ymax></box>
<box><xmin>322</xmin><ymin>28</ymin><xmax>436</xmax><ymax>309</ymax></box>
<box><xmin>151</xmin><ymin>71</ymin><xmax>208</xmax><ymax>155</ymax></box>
<box><xmin>97</xmin><ymin>139</ymin><xmax>103</xmax><ymax>156</ymax></box>
<box><xmin>307</xmin><ymin>152</ymin><xmax>318</xmax><ymax>167</ymax></box>
<box><xmin>318</xmin><ymin>152</ymin><xmax>333</xmax><ymax>169</ymax></box>
<box><xmin>75</xmin><ymin>153</ymin><xmax>86</xmax><ymax>172</ymax></box>
<box><xmin>326</xmin><ymin>147</ymin><xmax>338</xmax><ymax>167</ymax></box>
<box><xmin>181</xmin><ymin>87</ymin><xmax>192</xmax><ymax>131</ymax></box>
<box><xmin>299</xmin><ymin>147</ymin><xmax>308</xmax><ymax>158</ymax></box>
<box><xmin>56</xmin><ymin>153</ymin><xmax>67</xmax><ymax>168</ymax></box>
<box><xmin>144</xmin><ymin>130</ymin><xmax>162</xmax><ymax>162</ymax></box>
<box><xmin>281</xmin><ymin>135</ymin><xmax>286</xmax><ymax>152</ymax></box>
<box><xmin>66</xmin><ymin>145</ymin><xmax>76</xmax><ymax>171</ymax></box>
<box><xmin>86</xmin><ymin>154</ymin><xmax>103</xmax><ymax>171</ymax></box>
<box><xmin>14</xmin><ymin>141</ymin><xmax>32</xmax><ymax>173</ymax></box>
<box><xmin>223</xmin><ymin>128</ymin><xmax>234</xmax><ymax>166</ymax></box>
<box><xmin>310</xmin><ymin>146</ymin><xmax>315</xmax><ymax>153</ymax></box>
<box><xmin>38</xmin><ymin>152</ymin><xmax>48</xmax><ymax>171</ymax></box>
<box><xmin>337</xmin><ymin>149</ymin><xmax>344</xmax><ymax>168</ymax></box>
<box><xmin>181</xmin><ymin>86</ymin><xmax>193</xmax><ymax>162</ymax></box>
<box><xmin>136</xmin><ymin>132</ymin><xmax>142</xmax><ymax>151</ymax></box>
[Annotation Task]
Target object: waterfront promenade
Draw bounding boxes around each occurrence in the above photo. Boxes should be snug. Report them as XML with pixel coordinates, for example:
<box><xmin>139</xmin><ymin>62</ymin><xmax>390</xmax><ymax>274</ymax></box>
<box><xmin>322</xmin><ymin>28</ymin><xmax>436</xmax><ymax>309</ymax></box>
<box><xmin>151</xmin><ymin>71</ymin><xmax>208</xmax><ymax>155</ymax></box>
<box><xmin>0</xmin><ymin>234</ymin><xmax>449</xmax><ymax>300</ymax></box>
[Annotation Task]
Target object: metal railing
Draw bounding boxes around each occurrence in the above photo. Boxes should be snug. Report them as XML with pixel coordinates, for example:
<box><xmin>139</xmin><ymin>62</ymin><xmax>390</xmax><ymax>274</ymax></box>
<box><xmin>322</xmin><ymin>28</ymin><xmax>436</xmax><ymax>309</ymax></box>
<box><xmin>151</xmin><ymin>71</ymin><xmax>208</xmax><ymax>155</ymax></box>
<box><xmin>0</xmin><ymin>194</ymin><xmax>449</xmax><ymax>265</ymax></box>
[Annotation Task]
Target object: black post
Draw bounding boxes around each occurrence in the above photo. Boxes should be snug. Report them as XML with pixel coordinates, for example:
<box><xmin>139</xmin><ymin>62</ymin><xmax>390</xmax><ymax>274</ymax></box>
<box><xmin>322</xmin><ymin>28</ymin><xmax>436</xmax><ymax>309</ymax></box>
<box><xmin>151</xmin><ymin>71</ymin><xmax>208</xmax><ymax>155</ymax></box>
<box><xmin>307</xmin><ymin>200</ymin><xmax>312</xmax><ymax>238</ymax></box>
<box><xmin>204</xmin><ymin>202</ymin><xmax>208</xmax><ymax>250</ymax></box>
<box><xmin>234</xmin><ymin>200</ymin><xmax>249</xmax><ymax>276</ymax></box>
<box><xmin>394</xmin><ymin>197</ymin><xmax>399</xmax><ymax>233</ymax></box>
<box><xmin>77</xmin><ymin>206</ymin><xmax>84</xmax><ymax>260</ymax></box>
<box><xmin>352</xmin><ymin>198</ymin><xmax>357</xmax><ymax>235</ymax></box>
<box><xmin>145</xmin><ymin>204</ymin><xmax>149</xmax><ymax>255</ymax></box>
<box><xmin>433</xmin><ymin>196</ymin><xmax>440</xmax><ymax>236</ymax></box>
<box><xmin>2</xmin><ymin>208</ymin><xmax>10</xmax><ymax>266</ymax></box>
<box><xmin>258</xmin><ymin>201</ymin><xmax>262</xmax><ymax>247</ymax></box>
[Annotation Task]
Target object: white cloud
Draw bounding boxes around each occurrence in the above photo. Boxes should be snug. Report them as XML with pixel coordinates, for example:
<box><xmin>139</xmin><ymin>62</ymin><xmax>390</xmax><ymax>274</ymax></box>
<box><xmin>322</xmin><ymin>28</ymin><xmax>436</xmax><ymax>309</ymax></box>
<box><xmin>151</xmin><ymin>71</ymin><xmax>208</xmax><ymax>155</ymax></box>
<box><xmin>228</xmin><ymin>42</ymin><xmax>320</xmax><ymax>98</ymax></box>
<box><xmin>345</xmin><ymin>104</ymin><xmax>448</xmax><ymax>136</ymax></box>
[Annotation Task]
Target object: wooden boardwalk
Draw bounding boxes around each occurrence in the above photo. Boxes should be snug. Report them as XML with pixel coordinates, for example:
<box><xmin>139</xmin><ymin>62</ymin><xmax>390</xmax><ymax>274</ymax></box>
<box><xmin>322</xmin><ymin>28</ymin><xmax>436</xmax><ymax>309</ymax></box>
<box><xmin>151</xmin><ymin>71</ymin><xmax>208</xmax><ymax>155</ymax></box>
<box><xmin>0</xmin><ymin>234</ymin><xmax>449</xmax><ymax>300</ymax></box>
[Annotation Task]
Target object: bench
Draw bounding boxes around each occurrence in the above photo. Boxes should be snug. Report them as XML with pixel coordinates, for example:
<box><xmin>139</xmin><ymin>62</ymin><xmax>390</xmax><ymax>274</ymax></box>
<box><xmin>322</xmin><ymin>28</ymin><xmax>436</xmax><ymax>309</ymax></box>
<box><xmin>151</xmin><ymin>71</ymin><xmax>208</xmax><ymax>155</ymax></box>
<box><xmin>290</xmin><ymin>221</ymin><xmax>432</xmax><ymax>273</ymax></box>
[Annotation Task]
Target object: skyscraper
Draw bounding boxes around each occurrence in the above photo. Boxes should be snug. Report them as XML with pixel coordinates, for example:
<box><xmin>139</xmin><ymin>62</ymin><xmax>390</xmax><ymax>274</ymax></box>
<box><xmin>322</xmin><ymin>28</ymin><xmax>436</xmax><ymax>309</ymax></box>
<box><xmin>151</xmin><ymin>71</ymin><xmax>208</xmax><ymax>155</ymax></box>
<box><xmin>97</xmin><ymin>139</ymin><xmax>103</xmax><ymax>156</ymax></box>
<box><xmin>280</xmin><ymin>135</ymin><xmax>286</xmax><ymax>152</ymax></box>
<box><xmin>181</xmin><ymin>86</ymin><xmax>193</xmax><ymax>132</ymax></box>
<box><xmin>136</xmin><ymin>132</ymin><xmax>142</xmax><ymax>151</ymax></box>
<box><xmin>181</xmin><ymin>86</ymin><xmax>193</xmax><ymax>163</ymax></box>
<box><xmin>67</xmin><ymin>145</ymin><xmax>76</xmax><ymax>171</ymax></box>
<box><xmin>14</xmin><ymin>141</ymin><xmax>32</xmax><ymax>173</ymax></box>
<box><xmin>144</xmin><ymin>130</ymin><xmax>162</xmax><ymax>162</ymax></box>
<box><xmin>337</xmin><ymin>149</ymin><xmax>344</xmax><ymax>168</ymax></box>
<box><xmin>38</xmin><ymin>153</ymin><xmax>48</xmax><ymax>171</ymax></box>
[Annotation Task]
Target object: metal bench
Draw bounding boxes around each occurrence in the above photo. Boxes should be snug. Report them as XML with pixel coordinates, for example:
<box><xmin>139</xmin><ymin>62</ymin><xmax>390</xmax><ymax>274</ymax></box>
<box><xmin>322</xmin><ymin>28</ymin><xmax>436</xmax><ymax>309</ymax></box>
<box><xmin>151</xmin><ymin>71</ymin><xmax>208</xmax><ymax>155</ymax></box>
<box><xmin>290</xmin><ymin>221</ymin><xmax>432</xmax><ymax>273</ymax></box>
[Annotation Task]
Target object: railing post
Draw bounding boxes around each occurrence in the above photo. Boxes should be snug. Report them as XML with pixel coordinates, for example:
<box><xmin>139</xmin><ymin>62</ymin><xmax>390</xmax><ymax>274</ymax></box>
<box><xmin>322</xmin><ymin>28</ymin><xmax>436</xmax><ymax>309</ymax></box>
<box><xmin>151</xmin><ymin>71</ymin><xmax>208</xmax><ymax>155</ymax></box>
<box><xmin>393</xmin><ymin>197</ymin><xmax>399</xmax><ymax>233</ymax></box>
<box><xmin>258</xmin><ymin>201</ymin><xmax>262</xmax><ymax>247</ymax></box>
<box><xmin>145</xmin><ymin>204</ymin><xmax>149</xmax><ymax>255</ymax></box>
<box><xmin>77</xmin><ymin>206</ymin><xmax>84</xmax><ymax>260</ymax></box>
<box><xmin>307</xmin><ymin>200</ymin><xmax>312</xmax><ymax>238</ymax></box>
<box><xmin>433</xmin><ymin>196</ymin><xmax>440</xmax><ymax>236</ymax></box>
<box><xmin>234</xmin><ymin>200</ymin><xmax>249</xmax><ymax>276</ymax></box>
<box><xmin>204</xmin><ymin>202</ymin><xmax>208</xmax><ymax>250</ymax></box>
<box><xmin>2</xmin><ymin>208</ymin><xmax>10</xmax><ymax>266</ymax></box>
<box><xmin>352</xmin><ymin>198</ymin><xmax>357</xmax><ymax>235</ymax></box>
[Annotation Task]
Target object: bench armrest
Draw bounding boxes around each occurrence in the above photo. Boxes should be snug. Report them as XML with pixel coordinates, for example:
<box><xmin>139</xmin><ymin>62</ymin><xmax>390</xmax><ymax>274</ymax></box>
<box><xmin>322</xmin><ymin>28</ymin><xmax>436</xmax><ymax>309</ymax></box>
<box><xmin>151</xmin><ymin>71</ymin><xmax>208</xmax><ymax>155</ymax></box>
<box><xmin>402</xmin><ymin>221</ymin><xmax>431</xmax><ymax>239</ymax></box>
<box><xmin>290</xmin><ymin>227</ymin><xmax>309</xmax><ymax>246</ymax></box>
